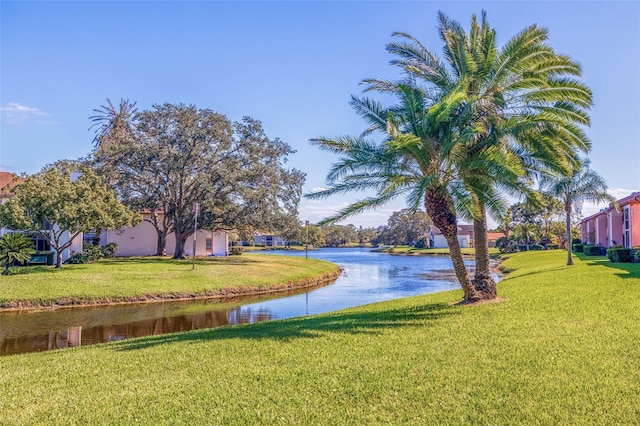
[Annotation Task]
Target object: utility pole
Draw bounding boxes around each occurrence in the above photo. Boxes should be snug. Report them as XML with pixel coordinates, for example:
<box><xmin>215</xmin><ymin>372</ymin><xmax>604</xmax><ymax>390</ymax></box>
<box><xmin>192</xmin><ymin>203</ymin><xmax>200</xmax><ymax>269</ymax></box>
<box><xmin>305</xmin><ymin>220</ymin><xmax>309</xmax><ymax>260</ymax></box>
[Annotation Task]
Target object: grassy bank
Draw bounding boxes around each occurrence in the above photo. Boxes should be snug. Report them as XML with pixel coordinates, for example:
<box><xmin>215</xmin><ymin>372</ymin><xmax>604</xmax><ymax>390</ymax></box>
<box><xmin>0</xmin><ymin>254</ymin><xmax>340</xmax><ymax>310</ymax></box>
<box><xmin>1</xmin><ymin>251</ymin><xmax>639</xmax><ymax>424</ymax></box>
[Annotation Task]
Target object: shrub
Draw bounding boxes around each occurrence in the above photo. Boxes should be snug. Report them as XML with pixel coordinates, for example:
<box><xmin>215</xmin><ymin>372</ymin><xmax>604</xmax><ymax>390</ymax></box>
<box><xmin>572</xmin><ymin>238</ymin><xmax>582</xmax><ymax>245</ymax></box>
<box><xmin>102</xmin><ymin>243</ymin><xmax>119</xmax><ymax>258</ymax></box>
<box><xmin>546</xmin><ymin>244</ymin><xmax>559</xmax><ymax>250</ymax></box>
<box><xmin>573</xmin><ymin>244</ymin><xmax>585</xmax><ymax>253</ymax></box>
<box><xmin>529</xmin><ymin>244</ymin><xmax>543</xmax><ymax>251</ymax></box>
<box><xmin>634</xmin><ymin>249</ymin><xmax>640</xmax><ymax>263</ymax></box>
<box><xmin>66</xmin><ymin>252</ymin><xmax>90</xmax><ymax>264</ymax></box>
<box><xmin>607</xmin><ymin>248</ymin><xmax>632</xmax><ymax>263</ymax></box>
<box><xmin>414</xmin><ymin>236</ymin><xmax>429</xmax><ymax>249</ymax></box>
<box><xmin>230</xmin><ymin>246</ymin><xmax>244</xmax><ymax>256</ymax></box>
<box><xmin>584</xmin><ymin>245</ymin><xmax>606</xmax><ymax>256</ymax></box>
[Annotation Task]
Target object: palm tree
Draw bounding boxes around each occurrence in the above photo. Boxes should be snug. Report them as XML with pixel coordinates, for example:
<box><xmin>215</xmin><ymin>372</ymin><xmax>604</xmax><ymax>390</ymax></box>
<box><xmin>89</xmin><ymin>98</ymin><xmax>137</xmax><ymax>149</ymax></box>
<box><xmin>542</xmin><ymin>160</ymin><xmax>615</xmax><ymax>265</ymax></box>
<box><xmin>310</xmin><ymin>12</ymin><xmax>593</xmax><ymax>301</ymax></box>
<box><xmin>0</xmin><ymin>232</ymin><xmax>35</xmax><ymax>275</ymax></box>
<box><xmin>512</xmin><ymin>222</ymin><xmax>538</xmax><ymax>251</ymax></box>
<box><xmin>388</xmin><ymin>12</ymin><xmax>592</xmax><ymax>295</ymax></box>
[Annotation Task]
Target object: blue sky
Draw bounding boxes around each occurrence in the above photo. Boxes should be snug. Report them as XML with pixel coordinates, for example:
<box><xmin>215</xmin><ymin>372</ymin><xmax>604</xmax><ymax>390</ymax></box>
<box><xmin>2</xmin><ymin>1</ymin><xmax>639</xmax><ymax>228</ymax></box>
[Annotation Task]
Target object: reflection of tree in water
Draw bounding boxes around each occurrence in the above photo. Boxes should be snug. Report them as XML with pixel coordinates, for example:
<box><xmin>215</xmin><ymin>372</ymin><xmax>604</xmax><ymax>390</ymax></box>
<box><xmin>1</xmin><ymin>307</ymin><xmax>277</xmax><ymax>356</ymax></box>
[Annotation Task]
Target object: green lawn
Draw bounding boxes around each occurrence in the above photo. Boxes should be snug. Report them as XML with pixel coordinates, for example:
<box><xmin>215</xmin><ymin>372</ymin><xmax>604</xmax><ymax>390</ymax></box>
<box><xmin>0</xmin><ymin>254</ymin><xmax>340</xmax><ymax>309</ymax></box>
<box><xmin>1</xmin><ymin>251</ymin><xmax>639</xmax><ymax>424</ymax></box>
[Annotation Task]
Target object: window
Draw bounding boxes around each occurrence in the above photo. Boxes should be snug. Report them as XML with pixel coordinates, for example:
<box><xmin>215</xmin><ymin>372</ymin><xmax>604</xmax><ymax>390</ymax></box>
<box><xmin>623</xmin><ymin>206</ymin><xmax>631</xmax><ymax>248</ymax></box>
<box><xmin>206</xmin><ymin>238</ymin><xmax>212</xmax><ymax>251</ymax></box>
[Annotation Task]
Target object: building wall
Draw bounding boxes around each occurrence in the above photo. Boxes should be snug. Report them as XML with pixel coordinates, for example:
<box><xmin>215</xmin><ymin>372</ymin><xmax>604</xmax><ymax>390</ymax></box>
<box><xmin>103</xmin><ymin>220</ymin><xmax>228</xmax><ymax>257</ymax></box>
<box><xmin>102</xmin><ymin>220</ymin><xmax>159</xmax><ymax>257</ymax></box>
<box><xmin>629</xmin><ymin>203</ymin><xmax>640</xmax><ymax>248</ymax></box>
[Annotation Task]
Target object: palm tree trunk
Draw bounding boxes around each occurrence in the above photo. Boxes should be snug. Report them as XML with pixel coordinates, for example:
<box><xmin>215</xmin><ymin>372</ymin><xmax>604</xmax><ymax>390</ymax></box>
<box><xmin>424</xmin><ymin>188</ymin><xmax>479</xmax><ymax>302</ymax></box>
<box><xmin>472</xmin><ymin>205</ymin><xmax>497</xmax><ymax>300</ymax></box>
<box><xmin>565</xmin><ymin>202</ymin><xmax>573</xmax><ymax>266</ymax></box>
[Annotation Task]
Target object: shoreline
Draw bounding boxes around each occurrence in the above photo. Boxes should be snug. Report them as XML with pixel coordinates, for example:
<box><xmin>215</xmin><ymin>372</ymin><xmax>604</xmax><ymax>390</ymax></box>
<box><xmin>0</xmin><ymin>268</ymin><xmax>342</xmax><ymax>313</ymax></box>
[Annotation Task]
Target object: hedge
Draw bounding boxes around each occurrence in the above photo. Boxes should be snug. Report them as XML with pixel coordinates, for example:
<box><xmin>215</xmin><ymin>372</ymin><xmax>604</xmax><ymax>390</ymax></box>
<box><xmin>607</xmin><ymin>248</ymin><xmax>632</xmax><ymax>263</ymax></box>
<box><xmin>583</xmin><ymin>245</ymin><xmax>606</xmax><ymax>256</ymax></box>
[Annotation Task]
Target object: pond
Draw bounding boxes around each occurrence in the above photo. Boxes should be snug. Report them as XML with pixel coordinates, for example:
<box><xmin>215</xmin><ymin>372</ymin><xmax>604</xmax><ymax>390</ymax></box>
<box><xmin>0</xmin><ymin>248</ymin><xmax>495</xmax><ymax>356</ymax></box>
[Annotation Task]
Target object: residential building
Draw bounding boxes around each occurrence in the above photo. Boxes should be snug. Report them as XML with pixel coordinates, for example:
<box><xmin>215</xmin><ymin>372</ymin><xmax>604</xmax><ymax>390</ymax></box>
<box><xmin>428</xmin><ymin>224</ymin><xmax>475</xmax><ymax>249</ymax></box>
<box><xmin>99</xmin><ymin>212</ymin><xmax>229</xmax><ymax>257</ymax></box>
<box><xmin>579</xmin><ymin>192</ymin><xmax>640</xmax><ymax>248</ymax></box>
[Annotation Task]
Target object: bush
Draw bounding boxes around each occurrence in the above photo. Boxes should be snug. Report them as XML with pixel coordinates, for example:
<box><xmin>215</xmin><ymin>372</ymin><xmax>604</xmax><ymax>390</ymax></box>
<box><xmin>529</xmin><ymin>244</ymin><xmax>543</xmax><ymax>251</ymax></box>
<box><xmin>572</xmin><ymin>238</ymin><xmax>582</xmax><ymax>245</ymax></box>
<box><xmin>584</xmin><ymin>245</ymin><xmax>606</xmax><ymax>256</ymax></box>
<box><xmin>546</xmin><ymin>244</ymin><xmax>559</xmax><ymax>250</ymax></box>
<box><xmin>102</xmin><ymin>243</ymin><xmax>119</xmax><ymax>258</ymax></box>
<box><xmin>634</xmin><ymin>249</ymin><xmax>640</xmax><ymax>263</ymax></box>
<box><xmin>414</xmin><ymin>236</ymin><xmax>429</xmax><ymax>249</ymax></box>
<box><xmin>66</xmin><ymin>252</ymin><xmax>90</xmax><ymax>264</ymax></box>
<box><xmin>230</xmin><ymin>246</ymin><xmax>244</xmax><ymax>256</ymax></box>
<box><xmin>607</xmin><ymin>248</ymin><xmax>632</xmax><ymax>263</ymax></box>
<box><xmin>573</xmin><ymin>244</ymin><xmax>585</xmax><ymax>253</ymax></box>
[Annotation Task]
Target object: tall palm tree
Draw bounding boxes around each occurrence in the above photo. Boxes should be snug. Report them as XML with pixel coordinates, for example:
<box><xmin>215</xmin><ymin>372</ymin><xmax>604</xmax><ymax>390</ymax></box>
<box><xmin>309</xmin><ymin>12</ymin><xmax>592</xmax><ymax>301</ymax></box>
<box><xmin>542</xmin><ymin>160</ymin><xmax>615</xmax><ymax>265</ymax></box>
<box><xmin>89</xmin><ymin>98</ymin><xmax>138</xmax><ymax>149</ymax></box>
<box><xmin>388</xmin><ymin>11</ymin><xmax>592</xmax><ymax>294</ymax></box>
<box><xmin>0</xmin><ymin>232</ymin><xmax>35</xmax><ymax>275</ymax></box>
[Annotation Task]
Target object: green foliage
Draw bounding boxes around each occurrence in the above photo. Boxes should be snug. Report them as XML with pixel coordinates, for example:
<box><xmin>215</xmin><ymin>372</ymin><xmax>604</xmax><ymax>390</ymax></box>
<box><xmin>229</xmin><ymin>246</ymin><xmax>244</xmax><ymax>256</ymax></box>
<box><xmin>65</xmin><ymin>243</ymin><xmax>120</xmax><ymax>264</ymax></box>
<box><xmin>0</xmin><ymin>232</ymin><xmax>35</xmax><ymax>275</ymax></box>
<box><xmin>583</xmin><ymin>245</ymin><xmax>606</xmax><ymax>256</ymax></box>
<box><xmin>607</xmin><ymin>248</ymin><xmax>632</xmax><ymax>263</ymax></box>
<box><xmin>102</xmin><ymin>243</ymin><xmax>119</xmax><ymax>258</ymax></box>
<box><xmin>0</xmin><ymin>161</ymin><xmax>138</xmax><ymax>267</ymax></box>
<box><xmin>413</xmin><ymin>236</ymin><xmax>429</xmax><ymax>249</ymax></box>
<box><xmin>92</xmin><ymin>103</ymin><xmax>304</xmax><ymax>259</ymax></box>
<box><xmin>573</xmin><ymin>244</ymin><xmax>585</xmax><ymax>253</ymax></box>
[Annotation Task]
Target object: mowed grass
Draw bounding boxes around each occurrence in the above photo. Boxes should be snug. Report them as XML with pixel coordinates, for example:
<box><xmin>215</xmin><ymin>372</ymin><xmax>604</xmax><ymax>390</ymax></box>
<box><xmin>1</xmin><ymin>251</ymin><xmax>639</xmax><ymax>424</ymax></box>
<box><xmin>0</xmin><ymin>254</ymin><xmax>339</xmax><ymax>308</ymax></box>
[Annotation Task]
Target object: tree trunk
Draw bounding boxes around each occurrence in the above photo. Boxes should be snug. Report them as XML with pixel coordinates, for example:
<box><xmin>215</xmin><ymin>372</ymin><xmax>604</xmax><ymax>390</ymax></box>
<box><xmin>424</xmin><ymin>188</ymin><xmax>479</xmax><ymax>302</ymax></box>
<box><xmin>55</xmin><ymin>249</ymin><xmax>63</xmax><ymax>268</ymax></box>
<box><xmin>155</xmin><ymin>228</ymin><xmax>168</xmax><ymax>256</ymax></box>
<box><xmin>173</xmin><ymin>230</ymin><xmax>187</xmax><ymax>259</ymax></box>
<box><xmin>565</xmin><ymin>203</ymin><xmax>573</xmax><ymax>266</ymax></box>
<box><xmin>472</xmin><ymin>208</ymin><xmax>497</xmax><ymax>300</ymax></box>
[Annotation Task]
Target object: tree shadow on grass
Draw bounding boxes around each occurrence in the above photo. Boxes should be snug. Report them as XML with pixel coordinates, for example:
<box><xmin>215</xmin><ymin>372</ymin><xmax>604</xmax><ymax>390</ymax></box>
<box><xmin>581</xmin><ymin>256</ymin><xmax>640</xmax><ymax>279</ymax></box>
<box><xmin>110</xmin><ymin>301</ymin><xmax>458</xmax><ymax>352</ymax></box>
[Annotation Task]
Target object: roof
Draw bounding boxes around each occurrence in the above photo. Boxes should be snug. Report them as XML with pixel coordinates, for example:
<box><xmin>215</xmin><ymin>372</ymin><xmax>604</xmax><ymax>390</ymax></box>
<box><xmin>580</xmin><ymin>191</ymin><xmax>640</xmax><ymax>224</ymax></box>
<box><xmin>487</xmin><ymin>232</ymin><xmax>506</xmax><ymax>240</ymax></box>
<box><xmin>0</xmin><ymin>172</ymin><xmax>24</xmax><ymax>198</ymax></box>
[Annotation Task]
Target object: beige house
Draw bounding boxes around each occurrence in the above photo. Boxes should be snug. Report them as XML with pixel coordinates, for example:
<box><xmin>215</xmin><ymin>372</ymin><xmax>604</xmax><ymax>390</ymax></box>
<box><xmin>100</xmin><ymin>213</ymin><xmax>229</xmax><ymax>257</ymax></box>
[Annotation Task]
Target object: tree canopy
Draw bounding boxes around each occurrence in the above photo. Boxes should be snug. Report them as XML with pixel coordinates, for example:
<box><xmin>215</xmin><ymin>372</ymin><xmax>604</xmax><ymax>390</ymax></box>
<box><xmin>92</xmin><ymin>103</ymin><xmax>304</xmax><ymax>258</ymax></box>
<box><xmin>0</xmin><ymin>161</ymin><xmax>138</xmax><ymax>267</ymax></box>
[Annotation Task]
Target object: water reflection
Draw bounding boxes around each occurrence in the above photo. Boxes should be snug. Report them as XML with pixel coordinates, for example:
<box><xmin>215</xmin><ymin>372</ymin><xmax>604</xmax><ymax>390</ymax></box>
<box><xmin>1</xmin><ymin>248</ymin><xmax>497</xmax><ymax>356</ymax></box>
<box><xmin>0</xmin><ymin>292</ymin><xmax>301</xmax><ymax>356</ymax></box>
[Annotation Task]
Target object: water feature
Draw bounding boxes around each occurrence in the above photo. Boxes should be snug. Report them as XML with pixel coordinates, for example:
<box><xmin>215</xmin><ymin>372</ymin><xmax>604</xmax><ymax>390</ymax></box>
<box><xmin>0</xmin><ymin>248</ymin><xmax>494</xmax><ymax>356</ymax></box>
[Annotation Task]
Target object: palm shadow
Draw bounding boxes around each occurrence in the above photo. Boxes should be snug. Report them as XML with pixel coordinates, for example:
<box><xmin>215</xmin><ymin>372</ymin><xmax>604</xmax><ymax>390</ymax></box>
<box><xmin>110</xmin><ymin>301</ymin><xmax>458</xmax><ymax>352</ymax></box>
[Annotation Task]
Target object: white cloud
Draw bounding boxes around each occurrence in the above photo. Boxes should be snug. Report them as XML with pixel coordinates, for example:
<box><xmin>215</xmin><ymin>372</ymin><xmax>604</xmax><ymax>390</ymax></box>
<box><xmin>580</xmin><ymin>187</ymin><xmax>639</xmax><ymax>217</ymax></box>
<box><xmin>1</xmin><ymin>102</ymin><xmax>56</xmax><ymax>124</ymax></box>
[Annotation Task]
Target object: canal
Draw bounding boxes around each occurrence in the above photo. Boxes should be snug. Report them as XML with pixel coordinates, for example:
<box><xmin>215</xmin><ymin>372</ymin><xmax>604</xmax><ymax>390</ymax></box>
<box><xmin>0</xmin><ymin>248</ymin><xmax>491</xmax><ymax>356</ymax></box>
